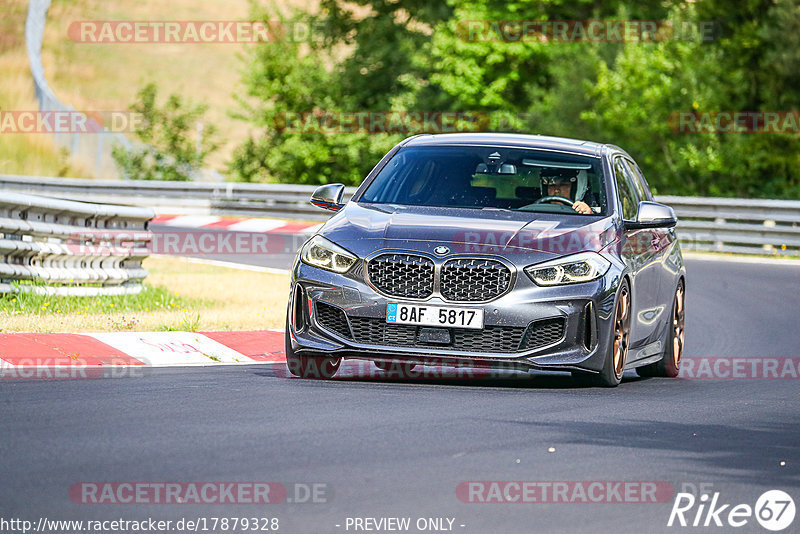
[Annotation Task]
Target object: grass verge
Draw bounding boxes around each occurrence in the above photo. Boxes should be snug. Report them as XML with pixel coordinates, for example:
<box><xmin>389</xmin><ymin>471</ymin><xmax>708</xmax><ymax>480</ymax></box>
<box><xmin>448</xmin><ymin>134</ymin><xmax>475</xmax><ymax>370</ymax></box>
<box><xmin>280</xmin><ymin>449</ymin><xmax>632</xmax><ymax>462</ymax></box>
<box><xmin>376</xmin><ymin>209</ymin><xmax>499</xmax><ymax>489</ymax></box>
<box><xmin>0</xmin><ymin>256</ymin><xmax>289</xmax><ymax>333</ymax></box>
<box><xmin>41</xmin><ymin>0</ymin><xmax>320</xmax><ymax>172</ymax></box>
<box><xmin>0</xmin><ymin>0</ymin><xmax>92</xmax><ymax>177</ymax></box>
<box><xmin>5</xmin><ymin>0</ymin><xmax>317</xmax><ymax>177</ymax></box>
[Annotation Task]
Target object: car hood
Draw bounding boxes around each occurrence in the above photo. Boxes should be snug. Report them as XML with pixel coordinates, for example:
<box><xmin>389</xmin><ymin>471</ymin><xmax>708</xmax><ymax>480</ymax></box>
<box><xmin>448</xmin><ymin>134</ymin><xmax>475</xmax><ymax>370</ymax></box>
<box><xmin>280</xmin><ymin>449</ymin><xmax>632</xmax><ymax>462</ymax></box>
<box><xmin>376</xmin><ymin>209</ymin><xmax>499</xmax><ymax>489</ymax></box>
<box><xmin>318</xmin><ymin>203</ymin><xmax>617</xmax><ymax>265</ymax></box>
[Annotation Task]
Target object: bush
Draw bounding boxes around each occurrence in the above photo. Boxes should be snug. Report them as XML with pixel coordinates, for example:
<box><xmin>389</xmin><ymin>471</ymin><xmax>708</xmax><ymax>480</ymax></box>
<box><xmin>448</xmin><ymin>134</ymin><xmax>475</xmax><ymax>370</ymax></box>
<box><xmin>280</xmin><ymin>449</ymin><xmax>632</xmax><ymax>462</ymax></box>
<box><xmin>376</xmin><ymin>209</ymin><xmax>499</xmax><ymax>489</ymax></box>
<box><xmin>113</xmin><ymin>83</ymin><xmax>218</xmax><ymax>181</ymax></box>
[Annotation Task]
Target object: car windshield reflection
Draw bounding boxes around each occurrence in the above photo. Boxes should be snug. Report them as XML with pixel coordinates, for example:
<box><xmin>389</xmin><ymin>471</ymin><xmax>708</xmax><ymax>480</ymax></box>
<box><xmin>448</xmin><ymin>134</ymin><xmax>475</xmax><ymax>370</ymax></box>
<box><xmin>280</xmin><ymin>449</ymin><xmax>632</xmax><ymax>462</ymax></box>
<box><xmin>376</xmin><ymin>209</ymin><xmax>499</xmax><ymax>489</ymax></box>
<box><xmin>360</xmin><ymin>146</ymin><xmax>608</xmax><ymax>216</ymax></box>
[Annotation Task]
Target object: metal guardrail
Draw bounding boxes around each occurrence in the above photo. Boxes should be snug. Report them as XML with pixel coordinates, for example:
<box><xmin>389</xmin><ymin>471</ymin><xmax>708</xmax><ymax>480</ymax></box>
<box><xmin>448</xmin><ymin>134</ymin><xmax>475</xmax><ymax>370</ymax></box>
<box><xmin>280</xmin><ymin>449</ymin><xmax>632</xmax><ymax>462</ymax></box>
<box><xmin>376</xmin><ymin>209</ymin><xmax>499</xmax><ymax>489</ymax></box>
<box><xmin>0</xmin><ymin>192</ymin><xmax>154</xmax><ymax>296</ymax></box>
<box><xmin>1</xmin><ymin>175</ymin><xmax>798</xmax><ymax>255</ymax></box>
<box><xmin>0</xmin><ymin>174</ymin><xmax>354</xmax><ymax>220</ymax></box>
<box><xmin>659</xmin><ymin>196</ymin><xmax>800</xmax><ymax>256</ymax></box>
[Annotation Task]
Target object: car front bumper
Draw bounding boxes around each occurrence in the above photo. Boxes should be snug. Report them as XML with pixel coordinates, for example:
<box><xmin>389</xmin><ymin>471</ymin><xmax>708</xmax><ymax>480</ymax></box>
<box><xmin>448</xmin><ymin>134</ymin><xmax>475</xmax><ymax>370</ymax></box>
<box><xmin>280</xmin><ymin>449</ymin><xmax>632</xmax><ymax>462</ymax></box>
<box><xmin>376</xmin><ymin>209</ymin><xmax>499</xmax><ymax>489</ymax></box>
<box><xmin>288</xmin><ymin>259</ymin><xmax>623</xmax><ymax>374</ymax></box>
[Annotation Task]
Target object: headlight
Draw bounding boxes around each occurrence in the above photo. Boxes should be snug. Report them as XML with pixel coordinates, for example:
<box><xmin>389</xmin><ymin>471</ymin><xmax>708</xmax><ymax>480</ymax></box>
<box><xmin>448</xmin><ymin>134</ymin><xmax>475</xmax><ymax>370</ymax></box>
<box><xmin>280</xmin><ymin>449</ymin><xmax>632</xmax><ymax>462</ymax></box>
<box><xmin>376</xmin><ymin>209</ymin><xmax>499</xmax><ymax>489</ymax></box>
<box><xmin>525</xmin><ymin>252</ymin><xmax>610</xmax><ymax>286</ymax></box>
<box><xmin>300</xmin><ymin>235</ymin><xmax>357</xmax><ymax>273</ymax></box>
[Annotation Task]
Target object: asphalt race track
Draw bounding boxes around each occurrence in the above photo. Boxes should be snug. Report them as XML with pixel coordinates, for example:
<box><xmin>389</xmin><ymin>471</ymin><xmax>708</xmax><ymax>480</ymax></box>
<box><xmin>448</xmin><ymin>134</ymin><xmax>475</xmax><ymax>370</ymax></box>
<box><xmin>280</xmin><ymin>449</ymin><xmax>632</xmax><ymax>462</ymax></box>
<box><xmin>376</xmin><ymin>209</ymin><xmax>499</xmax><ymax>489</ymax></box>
<box><xmin>1</xmin><ymin>256</ymin><xmax>799</xmax><ymax>534</ymax></box>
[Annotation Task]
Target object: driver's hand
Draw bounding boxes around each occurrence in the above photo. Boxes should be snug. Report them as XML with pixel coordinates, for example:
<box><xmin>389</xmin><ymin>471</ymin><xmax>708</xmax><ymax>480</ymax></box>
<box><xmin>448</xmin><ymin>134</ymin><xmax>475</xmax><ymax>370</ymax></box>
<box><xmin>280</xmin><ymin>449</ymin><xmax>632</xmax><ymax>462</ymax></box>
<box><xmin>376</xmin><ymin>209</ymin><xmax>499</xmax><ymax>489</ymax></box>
<box><xmin>572</xmin><ymin>200</ymin><xmax>592</xmax><ymax>214</ymax></box>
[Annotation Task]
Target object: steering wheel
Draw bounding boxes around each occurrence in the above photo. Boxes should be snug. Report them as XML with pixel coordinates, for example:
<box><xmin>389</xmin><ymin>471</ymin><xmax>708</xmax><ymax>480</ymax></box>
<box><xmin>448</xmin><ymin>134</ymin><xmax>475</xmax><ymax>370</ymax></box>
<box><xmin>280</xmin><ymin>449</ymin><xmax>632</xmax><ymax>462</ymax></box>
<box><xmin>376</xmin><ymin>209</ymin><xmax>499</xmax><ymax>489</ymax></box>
<box><xmin>534</xmin><ymin>196</ymin><xmax>574</xmax><ymax>206</ymax></box>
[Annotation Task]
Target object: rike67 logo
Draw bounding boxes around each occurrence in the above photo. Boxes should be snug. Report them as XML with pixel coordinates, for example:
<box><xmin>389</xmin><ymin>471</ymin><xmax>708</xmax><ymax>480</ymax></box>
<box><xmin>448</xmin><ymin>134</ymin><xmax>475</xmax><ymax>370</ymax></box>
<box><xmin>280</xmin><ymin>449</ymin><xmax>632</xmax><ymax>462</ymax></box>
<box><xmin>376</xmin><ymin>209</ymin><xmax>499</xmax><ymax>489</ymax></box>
<box><xmin>668</xmin><ymin>489</ymin><xmax>795</xmax><ymax>531</ymax></box>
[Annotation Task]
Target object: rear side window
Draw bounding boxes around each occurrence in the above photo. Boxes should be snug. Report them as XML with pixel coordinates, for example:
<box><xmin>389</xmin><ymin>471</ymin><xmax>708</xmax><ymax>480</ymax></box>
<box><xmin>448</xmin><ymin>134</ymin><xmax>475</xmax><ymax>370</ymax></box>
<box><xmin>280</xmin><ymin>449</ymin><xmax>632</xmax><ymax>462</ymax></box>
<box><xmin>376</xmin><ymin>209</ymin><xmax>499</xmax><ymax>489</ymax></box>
<box><xmin>613</xmin><ymin>157</ymin><xmax>639</xmax><ymax>220</ymax></box>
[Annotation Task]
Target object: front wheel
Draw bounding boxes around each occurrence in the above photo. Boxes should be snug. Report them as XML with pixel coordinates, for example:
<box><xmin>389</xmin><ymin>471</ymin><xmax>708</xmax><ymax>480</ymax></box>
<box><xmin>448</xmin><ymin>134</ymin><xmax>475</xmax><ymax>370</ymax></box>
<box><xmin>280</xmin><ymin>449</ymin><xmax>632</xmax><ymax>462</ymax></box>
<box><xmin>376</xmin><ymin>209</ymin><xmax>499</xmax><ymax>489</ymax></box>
<box><xmin>575</xmin><ymin>279</ymin><xmax>631</xmax><ymax>387</ymax></box>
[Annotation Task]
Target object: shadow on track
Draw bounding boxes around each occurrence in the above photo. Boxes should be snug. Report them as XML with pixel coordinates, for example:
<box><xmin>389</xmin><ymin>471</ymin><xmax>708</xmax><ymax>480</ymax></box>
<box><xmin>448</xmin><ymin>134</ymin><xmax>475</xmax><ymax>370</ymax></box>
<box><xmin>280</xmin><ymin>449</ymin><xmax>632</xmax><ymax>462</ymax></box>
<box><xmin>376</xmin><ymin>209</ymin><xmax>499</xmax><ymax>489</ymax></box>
<box><xmin>253</xmin><ymin>361</ymin><xmax>650</xmax><ymax>390</ymax></box>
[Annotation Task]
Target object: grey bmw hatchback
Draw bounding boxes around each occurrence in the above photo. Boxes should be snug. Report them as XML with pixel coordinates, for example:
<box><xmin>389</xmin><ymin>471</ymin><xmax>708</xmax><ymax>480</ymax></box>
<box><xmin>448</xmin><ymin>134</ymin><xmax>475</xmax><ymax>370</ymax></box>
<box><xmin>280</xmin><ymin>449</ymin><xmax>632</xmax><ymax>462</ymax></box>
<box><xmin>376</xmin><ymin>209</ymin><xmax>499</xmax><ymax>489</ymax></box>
<box><xmin>286</xmin><ymin>133</ymin><xmax>686</xmax><ymax>387</ymax></box>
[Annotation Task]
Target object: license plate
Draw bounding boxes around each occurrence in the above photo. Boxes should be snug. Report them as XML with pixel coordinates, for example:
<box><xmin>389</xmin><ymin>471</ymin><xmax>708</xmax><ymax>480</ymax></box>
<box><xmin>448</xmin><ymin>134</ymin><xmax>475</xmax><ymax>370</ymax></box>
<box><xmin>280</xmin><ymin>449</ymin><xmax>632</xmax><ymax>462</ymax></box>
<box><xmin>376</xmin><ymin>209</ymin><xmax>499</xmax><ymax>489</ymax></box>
<box><xmin>386</xmin><ymin>303</ymin><xmax>484</xmax><ymax>329</ymax></box>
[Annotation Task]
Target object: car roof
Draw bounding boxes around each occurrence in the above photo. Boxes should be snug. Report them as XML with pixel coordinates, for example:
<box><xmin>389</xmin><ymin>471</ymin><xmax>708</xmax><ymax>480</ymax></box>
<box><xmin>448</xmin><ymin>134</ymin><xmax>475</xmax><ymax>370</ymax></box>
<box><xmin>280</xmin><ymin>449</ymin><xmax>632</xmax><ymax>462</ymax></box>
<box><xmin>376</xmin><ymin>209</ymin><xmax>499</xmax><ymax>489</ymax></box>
<box><xmin>402</xmin><ymin>133</ymin><xmax>608</xmax><ymax>157</ymax></box>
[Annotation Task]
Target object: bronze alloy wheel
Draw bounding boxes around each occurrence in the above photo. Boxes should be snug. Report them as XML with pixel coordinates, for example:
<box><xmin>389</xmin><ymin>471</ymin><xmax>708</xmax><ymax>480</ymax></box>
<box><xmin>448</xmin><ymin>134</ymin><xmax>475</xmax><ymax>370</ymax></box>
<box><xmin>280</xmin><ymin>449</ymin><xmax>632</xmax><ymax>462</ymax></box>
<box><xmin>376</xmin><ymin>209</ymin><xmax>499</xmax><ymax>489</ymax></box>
<box><xmin>635</xmin><ymin>279</ymin><xmax>685</xmax><ymax>378</ymax></box>
<box><xmin>612</xmin><ymin>284</ymin><xmax>631</xmax><ymax>380</ymax></box>
<box><xmin>672</xmin><ymin>283</ymin><xmax>685</xmax><ymax>367</ymax></box>
<box><xmin>573</xmin><ymin>279</ymin><xmax>632</xmax><ymax>387</ymax></box>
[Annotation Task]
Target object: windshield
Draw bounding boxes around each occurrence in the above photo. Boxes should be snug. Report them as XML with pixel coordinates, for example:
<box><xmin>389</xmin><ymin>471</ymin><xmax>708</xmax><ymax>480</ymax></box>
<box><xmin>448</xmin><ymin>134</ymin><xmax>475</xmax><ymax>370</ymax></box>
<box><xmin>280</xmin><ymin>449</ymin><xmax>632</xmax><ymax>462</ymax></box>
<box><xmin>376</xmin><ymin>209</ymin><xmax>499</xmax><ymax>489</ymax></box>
<box><xmin>359</xmin><ymin>146</ymin><xmax>607</xmax><ymax>215</ymax></box>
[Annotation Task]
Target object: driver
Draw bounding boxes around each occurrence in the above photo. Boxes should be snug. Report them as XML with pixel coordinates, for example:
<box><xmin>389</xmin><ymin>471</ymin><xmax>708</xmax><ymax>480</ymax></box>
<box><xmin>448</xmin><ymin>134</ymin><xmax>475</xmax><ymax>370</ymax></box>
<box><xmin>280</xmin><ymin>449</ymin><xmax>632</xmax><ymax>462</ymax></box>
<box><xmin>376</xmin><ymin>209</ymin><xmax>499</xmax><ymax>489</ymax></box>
<box><xmin>541</xmin><ymin>169</ymin><xmax>595</xmax><ymax>215</ymax></box>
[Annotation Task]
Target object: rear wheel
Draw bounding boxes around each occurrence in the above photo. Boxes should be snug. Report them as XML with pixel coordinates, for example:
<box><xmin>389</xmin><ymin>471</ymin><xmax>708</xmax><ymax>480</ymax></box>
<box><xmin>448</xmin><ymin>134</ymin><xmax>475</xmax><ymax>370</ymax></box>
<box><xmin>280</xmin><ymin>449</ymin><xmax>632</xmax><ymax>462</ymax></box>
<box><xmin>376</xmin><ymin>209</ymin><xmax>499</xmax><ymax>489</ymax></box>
<box><xmin>285</xmin><ymin>325</ymin><xmax>341</xmax><ymax>379</ymax></box>
<box><xmin>636</xmin><ymin>280</ymin><xmax>684</xmax><ymax>378</ymax></box>
<box><xmin>575</xmin><ymin>279</ymin><xmax>631</xmax><ymax>387</ymax></box>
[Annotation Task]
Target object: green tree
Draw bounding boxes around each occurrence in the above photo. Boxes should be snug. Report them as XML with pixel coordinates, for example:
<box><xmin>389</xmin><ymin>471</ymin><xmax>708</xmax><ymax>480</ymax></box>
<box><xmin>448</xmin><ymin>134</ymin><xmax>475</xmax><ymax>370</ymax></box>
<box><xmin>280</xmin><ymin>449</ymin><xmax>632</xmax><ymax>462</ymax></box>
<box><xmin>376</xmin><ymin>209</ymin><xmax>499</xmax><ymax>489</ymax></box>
<box><xmin>229</xmin><ymin>2</ymin><xmax>450</xmax><ymax>184</ymax></box>
<box><xmin>587</xmin><ymin>1</ymin><xmax>800</xmax><ymax>197</ymax></box>
<box><xmin>113</xmin><ymin>83</ymin><xmax>218</xmax><ymax>181</ymax></box>
<box><xmin>232</xmin><ymin>0</ymin><xmax>800</xmax><ymax>198</ymax></box>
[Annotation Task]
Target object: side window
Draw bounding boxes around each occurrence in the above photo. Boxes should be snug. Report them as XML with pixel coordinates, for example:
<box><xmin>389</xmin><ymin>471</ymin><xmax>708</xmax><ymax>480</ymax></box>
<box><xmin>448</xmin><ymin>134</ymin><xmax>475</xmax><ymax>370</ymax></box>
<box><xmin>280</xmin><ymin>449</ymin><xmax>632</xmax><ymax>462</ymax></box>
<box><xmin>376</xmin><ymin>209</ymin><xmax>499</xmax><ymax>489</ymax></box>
<box><xmin>613</xmin><ymin>157</ymin><xmax>639</xmax><ymax>220</ymax></box>
<box><xmin>623</xmin><ymin>158</ymin><xmax>653</xmax><ymax>201</ymax></box>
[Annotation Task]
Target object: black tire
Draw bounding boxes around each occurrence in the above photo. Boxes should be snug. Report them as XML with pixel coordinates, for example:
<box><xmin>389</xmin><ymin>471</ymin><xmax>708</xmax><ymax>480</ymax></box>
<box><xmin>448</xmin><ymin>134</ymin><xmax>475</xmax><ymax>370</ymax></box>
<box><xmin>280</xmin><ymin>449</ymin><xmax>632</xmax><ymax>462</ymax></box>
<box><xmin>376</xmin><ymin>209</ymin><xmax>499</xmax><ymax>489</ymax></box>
<box><xmin>636</xmin><ymin>279</ymin><xmax>685</xmax><ymax>378</ymax></box>
<box><xmin>285</xmin><ymin>324</ymin><xmax>341</xmax><ymax>379</ymax></box>
<box><xmin>575</xmin><ymin>279</ymin><xmax>632</xmax><ymax>387</ymax></box>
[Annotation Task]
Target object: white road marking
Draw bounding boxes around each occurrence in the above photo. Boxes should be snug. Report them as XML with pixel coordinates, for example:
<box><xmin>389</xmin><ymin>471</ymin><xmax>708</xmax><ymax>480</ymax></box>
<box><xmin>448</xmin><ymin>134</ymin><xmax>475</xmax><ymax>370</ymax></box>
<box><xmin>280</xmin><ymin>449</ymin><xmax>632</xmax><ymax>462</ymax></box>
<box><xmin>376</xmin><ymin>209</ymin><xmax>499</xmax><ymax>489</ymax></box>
<box><xmin>159</xmin><ymin>215</ymin><xmax>221</xmax><ymax>228</ymax></box>
<box><xmin>88</xmin><ymin>332</ymin><xmax>255</xmax><ymax>366</ymax></box>
<box><xmin>226</xmin><ymin>219</ymin><xmax>288</xmax><ymax>233</ymax></box>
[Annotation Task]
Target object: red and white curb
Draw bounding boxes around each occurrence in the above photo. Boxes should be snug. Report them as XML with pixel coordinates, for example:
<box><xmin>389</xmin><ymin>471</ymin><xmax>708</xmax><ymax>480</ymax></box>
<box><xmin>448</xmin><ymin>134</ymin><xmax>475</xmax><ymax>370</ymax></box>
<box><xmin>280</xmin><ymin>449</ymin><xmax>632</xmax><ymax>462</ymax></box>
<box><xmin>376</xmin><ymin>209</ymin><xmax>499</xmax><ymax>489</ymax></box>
<box><xmin>151</xmin><ymin>215</ymin><xmax>322</xmax><ymax>235</ymax></box>
<box><xmin>0</xmin><ymin>330</ymin><xmax>286</xmax><ymax>371</ymax></box>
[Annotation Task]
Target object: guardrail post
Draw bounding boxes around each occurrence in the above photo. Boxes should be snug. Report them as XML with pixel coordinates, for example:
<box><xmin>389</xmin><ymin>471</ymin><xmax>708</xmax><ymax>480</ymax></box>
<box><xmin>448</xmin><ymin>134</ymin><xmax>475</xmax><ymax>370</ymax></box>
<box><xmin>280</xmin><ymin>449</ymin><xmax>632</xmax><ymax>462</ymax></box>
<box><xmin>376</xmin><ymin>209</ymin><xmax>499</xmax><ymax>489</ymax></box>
<box><xmin>713</xmin><ymin>217</ymin><xmax>725</xmax><ymax>251</ymax></box>
<box><xmin>763</xmin><ymin>219</ymin><xmax>776</xmax><ymax>252</ymax></box>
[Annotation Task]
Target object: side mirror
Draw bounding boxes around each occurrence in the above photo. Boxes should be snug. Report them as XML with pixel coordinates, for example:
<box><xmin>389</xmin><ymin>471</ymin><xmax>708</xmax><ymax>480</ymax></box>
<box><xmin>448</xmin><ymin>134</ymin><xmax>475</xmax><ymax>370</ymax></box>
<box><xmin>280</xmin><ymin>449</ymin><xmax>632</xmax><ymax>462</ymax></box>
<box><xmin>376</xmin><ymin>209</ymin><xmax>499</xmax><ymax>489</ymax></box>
<box><xmin>310</xmin><ymin>183</ymin><xmax>346</xmax><ymax>211</ymax></box>
<box><xmin>625</xmin><ymin>201</ymin><xmax>677</xmax><ymax>230</ymax></box>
